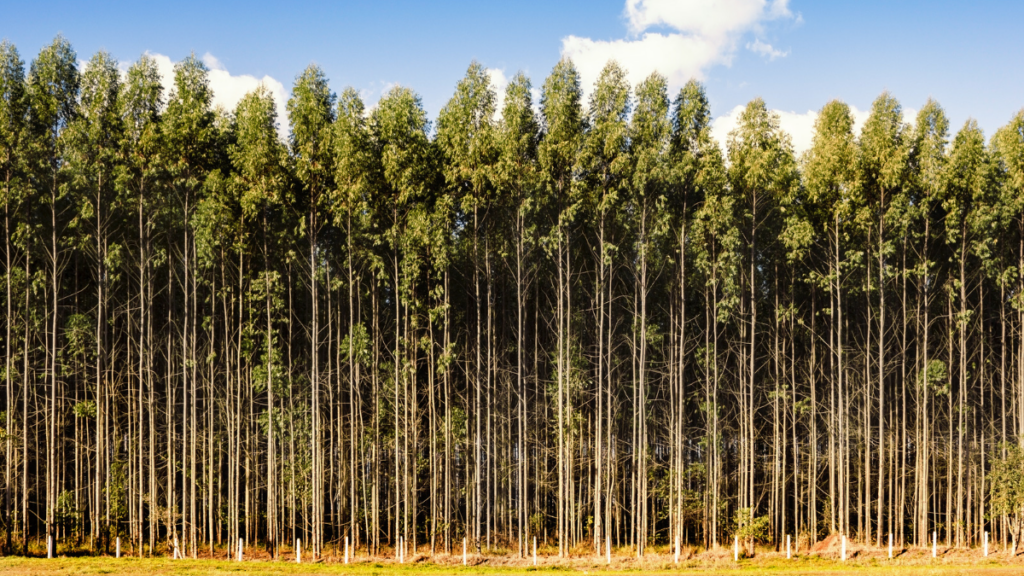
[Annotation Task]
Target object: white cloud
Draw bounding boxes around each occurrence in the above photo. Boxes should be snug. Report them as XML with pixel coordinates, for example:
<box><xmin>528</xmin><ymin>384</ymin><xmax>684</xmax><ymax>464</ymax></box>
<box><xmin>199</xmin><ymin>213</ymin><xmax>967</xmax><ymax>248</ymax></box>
<box><xmin>202</xmin><ymin>53</ymin><xmax>289</xmax><ymax>136</ymax></box>
<box><xmin>562</xmin><ymin>0</ymin><xmax>795</xmax><ymax>97</ymax></box>
<box><xmin>359</xmin><ymin>80</ymin><xmax>399</xmax><ymax>113</ymax></box>
<box><xmin>625</xmin><ymin>0</ymin><xmax>790</xmax><ymax>37</ymax></box>
<box><xmin>144</xmin><ymin>52</ymin><xmax>289</xmax><ymax>136</ymax></box>
<box><xmin>746</xmin><ymin>39</ymin><xmax>789</xmax><ymax>61</ymax></box>
<box><xmin>711</xmin><ymin>103</ymin><xmax>872</xmax><ymax>157</ymax></box>
<box><xmin>145</xmin><ymin>52</ymin><xmax>176</xmax><ymax>103</ymax></box>
<box><xmin>854</xmin><ymin>107</ymin><xmax>872</xmax><ymax>135</ymax></box>
<box><xmin>530</xmin><ymin>86</ymin><xmax>543</xmax><ymax>116</ymax></box>
<box><xmin>709</xmin><ymin>104</ymin><xmax>744</xmax><ymax>154</ymax></box>
<box><xmin>487</xmin><ymin>68</ymin><xmax>508</xmax><ymax>119</ymax></box>
<box><xmin>902</xmin><ymin>108</ymin><xmax>918</xmax><ymax>129</ymax></box>
<box><xmin>776</xmin><ymin>108</ymin><xmax>819</xmax><ymax>155</ymax></box>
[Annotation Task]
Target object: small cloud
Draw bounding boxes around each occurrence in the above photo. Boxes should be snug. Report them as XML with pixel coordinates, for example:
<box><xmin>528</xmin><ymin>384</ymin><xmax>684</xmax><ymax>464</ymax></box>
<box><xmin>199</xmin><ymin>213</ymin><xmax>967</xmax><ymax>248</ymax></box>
<box><xmin>487</xmin><ymin>68</ymin><xmax>508</xmax><ymax>93</ymax></box>
<box><xmin>360</xmin><ymin>81</ymin><xmax>400</xmax><ymax>115</ymax></box>
<box><xmin>144</xmin><ymin>52</ymin><xmax>176</xmax><ymax>104</ymax></box>
<box><xmin>624</xmin><ymin>0</ymin><xmax>792</xmax><ymax>38</ymax></box>
<box><xmin>530</xmin><ymin>86</ymin><xmax>542</xmax><ymax>116</ymax></box>
<box><xmin>563</xmin><ymin>0</ymin><xmax>796</xmax><ymax>97</ymax></box>
<box><xmin>902</xmin><ymin>108</ymin><xmax>918</xmax><ymax>130</ymax></box>
<box><xmin>710</xmin><ymin>104</ymin><xmax>745</xmax><ymax>154</ymax></box>
<box><xmin>853</xmin><ymin>106</ymin><xmax>871</xmax><ymax>135</ymax></box>
<box><xmin>487</xmin><ymin>68</ymin><xmax>508</xmax><ymax>119</ymax></box>
<box><xmin>746</xmin><ymin>39</ymin><xmax>789</xmax><ymax>61</ymax></box>
<box><xmin>775</xmin><ymin>108</ymin><xmax>819</xmax><ymax>154</ymax></box>
<box><xmin>201</xmin><ymin>52</ymin><xmax>225</xmax><ymax>71</ymax></box>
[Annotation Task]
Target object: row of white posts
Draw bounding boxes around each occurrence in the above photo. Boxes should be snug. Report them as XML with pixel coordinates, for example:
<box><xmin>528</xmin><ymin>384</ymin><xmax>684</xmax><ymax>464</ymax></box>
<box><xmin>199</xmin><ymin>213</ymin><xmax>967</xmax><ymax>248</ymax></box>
<box><xmin>234</xmin><ymin>530</ymin><xmax>994</xmax><ymax>565</ymax></box>
<box><xmin>44</xmin><ymin>528</ymin><xmax>995</xmax><ymax>563</ymax></box>
<box><xmin>729</xmin><ymin>531</ymin><xmax>992</xmax><ymax>563</ymax></box>
<box><xmin>288</xmin><ymin>530</ymin><xmax>993</xmax><ymax>565</ymax></box>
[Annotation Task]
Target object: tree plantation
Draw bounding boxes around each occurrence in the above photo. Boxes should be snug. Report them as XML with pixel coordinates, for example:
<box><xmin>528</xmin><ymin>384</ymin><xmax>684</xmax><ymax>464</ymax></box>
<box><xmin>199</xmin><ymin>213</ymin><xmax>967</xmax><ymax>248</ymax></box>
<box><xmin>3</xmin><ymin>35</ymin><xmax>1024</xmax><ymax>561</ymax></box>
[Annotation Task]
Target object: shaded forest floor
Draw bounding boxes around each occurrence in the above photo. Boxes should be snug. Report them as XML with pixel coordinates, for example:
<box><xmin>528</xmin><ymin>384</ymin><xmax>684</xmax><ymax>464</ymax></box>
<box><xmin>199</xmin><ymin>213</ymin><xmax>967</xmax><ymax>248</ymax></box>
<box><xmin>3</xmin><ymin>540</ymin><xmax>1024</xmax><ymax>576</ymax></box>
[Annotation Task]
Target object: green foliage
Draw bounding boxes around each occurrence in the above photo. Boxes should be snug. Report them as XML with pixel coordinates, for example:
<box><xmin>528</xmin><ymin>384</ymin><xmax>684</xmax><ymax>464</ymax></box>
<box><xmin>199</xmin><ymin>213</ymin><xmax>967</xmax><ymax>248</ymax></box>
<box><xmin>53</xmin><ymin>489</ymin><xmax>79</xmax><ymax>529</ymax></box>
<box><xmin>538</xmin><ymin>57</ymin><xmax>585</xmax><ymax>242</ymax></box>
<box><xmin>437</xmin><ymin>61</ymin><xmax>496</xmax><ymax>215</ymax></box>
<box><xmin>288</xmin><ymin>64</ymin><xmax>335</xmax><ymax>205</ymax></box>
<box><xmin>734</xmin><ymin>507</ymin><xmax>771</xmax><ymax>544</ymax></box>
<box><xmin>28</xmin><ymin>35</ymin><xmax>79</xmax><ymax>145</ymax></box>
<box><xmin>108</xmin><ymin>460</ymin><xmax>128</xmax><ymax>530</ymax></box>
<box><xmin>372</xmin><ymin>85</ymin><xmax>431</xmax><ymax>211</ymax></box>
<box><xmin>232</xmin><ymin>86</ymin><xmax>289</xmax><ymax>220</ymax></box>
<box><xmin>918</xmin><ymin>359</ymin><xmax>949</xmax><ymax>395</ymax></box>
<box><xmin>630</xmin><ymin>71</ymin><xmax>673</xmax><ymax>257</ymax></box>
<box><xmin>64</xmin><ymin>313</ymin><xmax>94</xmax><ymax>360</ymax></box>
<box><xmin>342</xmin><ymin>322</ymin><xmax>371</xmax><ymax>365</ymax></box>
<box><xmin>989</xmin><ymin>443</ymin><xmax>1024</xmax><ymax>547</ymax></box>
<box><xmin>580</xmin><ymin>61</ymin><xmax>630</xmax><ymax>217</ymax></box>
<box><xmin>164</xmin><ymin>54</ymin><xmax>215</xmax><ymax>179</ymax></box>
<box><xmin>859</xmin><ymin>92</ymin><xmax>909</xmax><ymax>203</ymax></box>
<box><xmin>495</xmin><ymin>72</ymin><xmax>539</xmax><ymax>208</ymax></box>
<box><xmin>0</xmin><ymin>40</ymin><xmax>27</xmax><ymax>202</ymax></box>
<box><xmin>73</xmin><ymin>399</ymin><xmax>96</xmax><ymax>419</ymax></box>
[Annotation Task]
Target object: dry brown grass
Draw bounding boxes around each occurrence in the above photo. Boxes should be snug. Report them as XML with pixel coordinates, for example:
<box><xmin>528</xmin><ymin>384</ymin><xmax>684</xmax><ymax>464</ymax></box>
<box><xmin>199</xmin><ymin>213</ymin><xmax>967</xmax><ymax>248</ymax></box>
<box><xmin>2</xmin><ymin>539</ymin><xmax>1023</xmax><ymax>576</ymax></box>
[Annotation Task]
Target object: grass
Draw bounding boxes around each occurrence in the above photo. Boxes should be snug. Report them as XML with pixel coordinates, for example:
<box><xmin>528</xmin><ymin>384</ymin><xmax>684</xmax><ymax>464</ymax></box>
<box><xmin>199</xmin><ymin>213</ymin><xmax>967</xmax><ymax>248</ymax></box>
<box><xmin>0</xmin><ymin>554</ymin><xmax>1022</xmax><ymax>576</ymax></box>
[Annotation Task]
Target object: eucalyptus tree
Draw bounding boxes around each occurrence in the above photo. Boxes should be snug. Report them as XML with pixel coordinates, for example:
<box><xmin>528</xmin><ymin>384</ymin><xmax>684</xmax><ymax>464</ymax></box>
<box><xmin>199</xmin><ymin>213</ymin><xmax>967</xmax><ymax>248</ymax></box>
<box><xmin>435</xmin><ymin>63</ymin><xmax>496</xmax><ymax>549</ymax></box>
<box><xmin>857</xmin><ymin>93</ymin><xmax>909</xmax><ymax>544</ymax></box>
<box><xmin>0</xmin><ymin>40</ymin><xmax>26</xmax><ymax>554</ymax></box>
<box><xmin>193</xmin><ymin>127</ymin><xmax>243</xmax><ymax>558</ymax></box>
<box><xmin>162</xmin><ymin>54</ymin><xmax>216</xmax><ymax>556</ymax></box>
<box><xmin>908</xmin><ymin>99</ymin><xmax>948</xmax><ymax>545</ymax></box>
<box><xmin>287</xmin><ymin>64</ymin><xmax>335</xmax><ymax>558</ymax></box>
<box><xmin>627</xmin><ymin>71</ymin><xmax>671</xmax><ymax>555</ymax></box>
<box><xmin>803</xmin><ymin>100</ymin><xmax>858</xmax><ymax>536</ymax></box>
<box><xmin>26</xmin><ymin>35</ymin><xmax>79</xmax><ymax>556</ymax></box>
<box><xmin>231</xmin><ymin>85</ymin><xmax>291</xmax><ymax>558</ymax></box>
<box><xmin>65</xmin><ymin>49</ymin><xmax>124</xmax><ymax>553</ymax></box>
<box><xmin>116</xmin><ymin>53</ymin><xmax>164</xmax><ymax>555</ymax></box>
<box><xmin>577</xmin><ymin>61</ymin><xmax>629</xmax><ymax>555</ymax></box>
<box><xmin>688</xmin><ymin>127</ymin><xmax>734</xmax><ymax>548</ymax></box>
<box><xmin>418</xmin><ymin>144</ymin><xmax>452</xmax><ymax>556</ymax></box>
<box><xmin>332</xmin><ymin>86</ymin><xmax>376</xmax><ymax>553</ymax></box>
<box><xmin>941</xmin><ymin>119</ymin><xmax>992</xmax><ymax>546</ymax></box>
<box><xmin>369</xmin><ymin>85</ymin><xmax>431</xmax><ymax>551</ymax></box>
<box><xmin>880</xmin><ymin>99</ymin><xmax>940</xmax><ymax>547</ymax></box>
<box><xmin>537</xmin><ymin>58</ymin><xmax>585</xmax><ymax>556</ymax></box>
<box><xmin>775</xmin><ymin>143</ymin><xmax>814</xmax><ymax>544</ymax></box>
<box><xmin>393</xmin><ymin>144</ymin><xmax>438</xmax><ymax>555</ymax></box>
<box><xmin>492</xmin><ymin>72</ymin><xmax>539</xmax><ymax>557</ymax></box>
<box><xmin>726</xmin><ymin>99</ymin><xmax>797</xmax><ymax>543</ymax></box>
<box><xmin>666</xmin><ymin>79</ymin><xmax>716</xmax><ymax>545</ymax></box>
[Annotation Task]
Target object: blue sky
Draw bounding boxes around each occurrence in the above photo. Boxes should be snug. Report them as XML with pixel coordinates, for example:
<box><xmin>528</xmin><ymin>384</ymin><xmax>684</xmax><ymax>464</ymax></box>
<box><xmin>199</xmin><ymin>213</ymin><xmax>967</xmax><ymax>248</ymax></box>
<box><xmin>4</xmin><ymin>0</ymin><xmax>1023</xmax><ymax>153</ymax></box>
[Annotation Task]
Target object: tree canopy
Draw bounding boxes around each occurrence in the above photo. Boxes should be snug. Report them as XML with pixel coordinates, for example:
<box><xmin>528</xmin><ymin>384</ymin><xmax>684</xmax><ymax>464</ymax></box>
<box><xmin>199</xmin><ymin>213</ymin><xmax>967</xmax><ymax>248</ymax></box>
<box><xmin>2</xmin><ymin>37</ymin><xmax>1024</xmax><ymax>561</ymax></box>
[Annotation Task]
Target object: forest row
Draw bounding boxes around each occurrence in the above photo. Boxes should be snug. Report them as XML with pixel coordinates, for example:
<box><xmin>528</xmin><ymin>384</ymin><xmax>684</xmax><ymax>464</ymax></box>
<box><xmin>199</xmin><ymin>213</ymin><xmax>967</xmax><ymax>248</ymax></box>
<box><xmin>2</xmin><ymin>35</ymin><xmax>1024</xmax><ymax>560</ymax></box>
